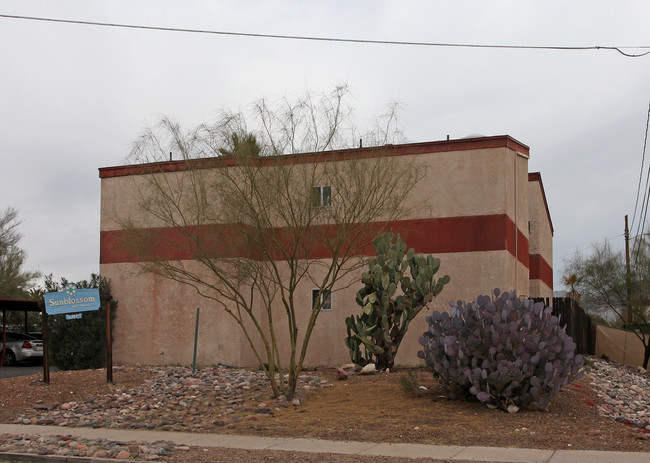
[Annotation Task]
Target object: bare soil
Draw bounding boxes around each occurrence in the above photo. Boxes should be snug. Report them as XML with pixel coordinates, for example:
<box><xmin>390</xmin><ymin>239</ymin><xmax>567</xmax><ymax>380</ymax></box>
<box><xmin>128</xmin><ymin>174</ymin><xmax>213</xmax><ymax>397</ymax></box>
<box><xmin>218</xmin><ymin>369</ymin><xmax>650</xmax><ymax>451</ymax></box>
<box><xmin>0</xmin><ymin>366</ymin><xmax>648</xmax><ymax>462</ymax></box>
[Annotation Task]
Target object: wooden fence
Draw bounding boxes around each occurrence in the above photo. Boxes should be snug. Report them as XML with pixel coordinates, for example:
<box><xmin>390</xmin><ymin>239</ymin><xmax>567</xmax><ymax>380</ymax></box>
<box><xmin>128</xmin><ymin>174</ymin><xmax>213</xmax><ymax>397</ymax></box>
<box><xmin>532</xmin><ymin>297</ymin><xmax>595</xmax><ymax>356</ymax></box>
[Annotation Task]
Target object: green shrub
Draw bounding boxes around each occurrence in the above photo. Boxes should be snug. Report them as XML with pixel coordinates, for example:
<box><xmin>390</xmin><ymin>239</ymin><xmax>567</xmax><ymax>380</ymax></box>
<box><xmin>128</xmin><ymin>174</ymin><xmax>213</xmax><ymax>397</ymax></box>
<box><xmin>418</xmin><ymin>289</ymin><xmax>584</xmax><ymax>411</ymax></box>
<box><xmin>400</xmin><ymin>368</ymin><xmax>429</xmax><ymax>397</ymax></box>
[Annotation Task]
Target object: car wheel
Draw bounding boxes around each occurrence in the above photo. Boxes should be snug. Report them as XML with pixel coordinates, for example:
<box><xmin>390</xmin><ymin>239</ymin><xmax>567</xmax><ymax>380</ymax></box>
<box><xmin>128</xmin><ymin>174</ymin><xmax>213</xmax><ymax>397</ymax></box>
<box><xmin>3</xmin><ymin>350</ymin><xmax>16</xmax><ymax>366</ymax></box>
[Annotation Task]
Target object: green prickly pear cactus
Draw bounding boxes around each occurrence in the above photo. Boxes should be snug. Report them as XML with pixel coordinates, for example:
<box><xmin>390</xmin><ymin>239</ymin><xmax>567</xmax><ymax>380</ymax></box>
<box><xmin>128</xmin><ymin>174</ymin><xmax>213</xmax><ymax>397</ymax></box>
<box><xmin>345</xmin><ymin>233</ymin><xmax>450</xmax><ymax>371</ymax></box>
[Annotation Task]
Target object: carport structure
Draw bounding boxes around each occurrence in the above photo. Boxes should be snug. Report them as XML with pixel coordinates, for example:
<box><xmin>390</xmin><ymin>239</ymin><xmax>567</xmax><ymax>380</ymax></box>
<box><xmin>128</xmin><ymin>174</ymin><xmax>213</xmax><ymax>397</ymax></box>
<box><xmin>0</xmin><ymin>298</ymin><xmax>49</xmax><ymax>381</ymax></box>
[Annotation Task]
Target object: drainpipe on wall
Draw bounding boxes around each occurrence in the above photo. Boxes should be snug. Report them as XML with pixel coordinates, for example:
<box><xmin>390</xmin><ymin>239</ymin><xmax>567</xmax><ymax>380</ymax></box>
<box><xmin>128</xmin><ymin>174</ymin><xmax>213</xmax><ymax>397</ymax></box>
<box><xmin>514</xmin><ymin>149</ymin><xmax>518</xmax><ymax>292</ymax></box>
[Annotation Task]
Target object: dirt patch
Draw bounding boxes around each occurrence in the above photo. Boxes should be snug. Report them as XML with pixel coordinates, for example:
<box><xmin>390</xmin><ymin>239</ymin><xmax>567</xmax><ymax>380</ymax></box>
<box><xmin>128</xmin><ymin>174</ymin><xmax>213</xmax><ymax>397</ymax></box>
<box><xmin>219</xmin><ymin>369</ymin><xmax>649</xmax><ymax>452</ymax></box>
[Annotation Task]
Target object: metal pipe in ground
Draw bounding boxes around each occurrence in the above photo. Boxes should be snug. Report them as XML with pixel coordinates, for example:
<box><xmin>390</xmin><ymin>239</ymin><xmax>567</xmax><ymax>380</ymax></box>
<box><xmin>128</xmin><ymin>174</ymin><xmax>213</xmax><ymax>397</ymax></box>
<box><xmin>192</xmin><ymin>308</ymin><xmax>200</xmax><ymax>374</ymax></box>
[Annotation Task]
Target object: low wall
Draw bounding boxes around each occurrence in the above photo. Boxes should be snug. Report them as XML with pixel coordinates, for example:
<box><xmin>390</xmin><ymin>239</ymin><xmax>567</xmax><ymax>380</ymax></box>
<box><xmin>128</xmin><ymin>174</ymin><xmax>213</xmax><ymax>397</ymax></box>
<box><xmin>594</xmin><ymin>324</ymin><xmax>648</xmax><ymax>367</ymax></box>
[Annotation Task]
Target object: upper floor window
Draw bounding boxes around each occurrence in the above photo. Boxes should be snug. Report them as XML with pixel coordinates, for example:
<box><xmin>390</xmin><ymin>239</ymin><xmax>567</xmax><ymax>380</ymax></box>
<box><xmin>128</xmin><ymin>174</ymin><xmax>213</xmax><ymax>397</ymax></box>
<box><xmin>312</xmin><ymin>185</ymin><xmax>332</xmax><ymax>207</ymax></box>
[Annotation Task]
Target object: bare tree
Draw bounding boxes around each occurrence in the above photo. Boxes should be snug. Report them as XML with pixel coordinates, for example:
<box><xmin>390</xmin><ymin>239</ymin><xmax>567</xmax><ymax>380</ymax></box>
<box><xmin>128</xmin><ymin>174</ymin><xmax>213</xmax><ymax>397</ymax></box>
<box><xmin>119</xmin><ymin>89</ymin><xmax>422</xmax><ymax>398</ymax></box>
<box><xmin>565</xmin><ymin>240</ymin><xmax>650</xmax><ymax>368</ymax></box>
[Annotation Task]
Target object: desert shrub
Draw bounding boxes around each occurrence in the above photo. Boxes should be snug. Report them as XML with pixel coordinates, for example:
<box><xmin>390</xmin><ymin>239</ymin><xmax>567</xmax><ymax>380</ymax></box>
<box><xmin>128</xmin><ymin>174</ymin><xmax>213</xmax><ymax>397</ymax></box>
<box><xmin>397</xmin><ymin>368</ymin><xmax>433</xmax><ymax>397</ymax></box>
<box><xmin>398</xmin><ymin>369</ymin><xmax>420</xmax><ymax>396</ymax></box>
<box><xmin>418</xmin><ymin>289</ymin><xmax>584</xmax><ymax>411</ymax></box>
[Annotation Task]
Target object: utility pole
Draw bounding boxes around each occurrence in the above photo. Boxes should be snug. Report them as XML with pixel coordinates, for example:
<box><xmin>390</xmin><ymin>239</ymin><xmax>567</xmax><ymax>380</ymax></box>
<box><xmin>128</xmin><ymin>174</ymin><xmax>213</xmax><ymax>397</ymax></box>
<box><xmin>625</xmin><ymin>215</ymin><xmax>632</xmax><ymax>325</ymax></box>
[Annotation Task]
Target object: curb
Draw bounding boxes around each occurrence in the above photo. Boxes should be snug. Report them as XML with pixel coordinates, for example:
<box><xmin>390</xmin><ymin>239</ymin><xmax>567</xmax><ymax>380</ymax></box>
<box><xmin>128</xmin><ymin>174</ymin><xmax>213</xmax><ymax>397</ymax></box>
<box><xmin>1</xmin><ymin>424</ymin><xmax>649</xmax><ymax>463</ymax></box>
<box><xmin>0</xmin><ymin>453</ymin><xmax>139</xmax><ymax>463</ymax></box>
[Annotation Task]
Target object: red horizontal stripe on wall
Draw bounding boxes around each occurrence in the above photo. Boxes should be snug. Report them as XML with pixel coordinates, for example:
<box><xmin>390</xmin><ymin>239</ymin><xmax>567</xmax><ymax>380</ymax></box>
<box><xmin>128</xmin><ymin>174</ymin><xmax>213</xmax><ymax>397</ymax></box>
<box><xmin>100</xmin><ymin>214</ymin><xmax>530</xmax><ymax>267</ymax></box>
<box><xmin>529</xmin><ymin>254</ymin><xmax>553</xmax><ymax>289</ymax></box>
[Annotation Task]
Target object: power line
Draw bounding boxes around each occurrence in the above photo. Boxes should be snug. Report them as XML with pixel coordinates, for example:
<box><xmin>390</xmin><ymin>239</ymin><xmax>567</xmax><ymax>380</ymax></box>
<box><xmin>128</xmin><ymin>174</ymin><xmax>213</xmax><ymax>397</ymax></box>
<box><xmin>631</xmin><ymin>101</ymin><xmax>650</xmax><ymax>266</ymax></box>
<box><xmin>630</xmin><ymin>101</ymin><xmax>650</xmax><ymax>230</ymax></box>
<box><xmin>630</xmin><ymin>101</ymin><xmax>650</xmax><ymax>231</ymax></box>
<box><xmin>2</xmin><ymin>13</ymin><xmax>650</xmax><ymax>58</ymax></box>
<box><xmin>553</xmin><ymin>233</ymin><xmax>626</xmax><ymax>265</ymax></box>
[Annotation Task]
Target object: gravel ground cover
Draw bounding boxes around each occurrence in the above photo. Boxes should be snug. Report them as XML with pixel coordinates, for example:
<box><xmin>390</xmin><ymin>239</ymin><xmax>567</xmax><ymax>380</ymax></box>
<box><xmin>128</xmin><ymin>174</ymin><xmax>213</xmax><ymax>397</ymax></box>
<box><xmin>8</xmin><ymin>366</ymin><xmax>328</xmax><ymax>432</ymax></box>
<box><xmin>589</xmin><ymin>359</ymin><xmax>650</xmax><ymax>429</ymax></box>
<box><xmin>0</xmin><ymin>359</ymin><xmax>648</xmax><ymax>461</ymax></box>
<box><xmin>0</xmin><ymin>433</ymin><xmax>174</xmax><ymax>460</ymax></box>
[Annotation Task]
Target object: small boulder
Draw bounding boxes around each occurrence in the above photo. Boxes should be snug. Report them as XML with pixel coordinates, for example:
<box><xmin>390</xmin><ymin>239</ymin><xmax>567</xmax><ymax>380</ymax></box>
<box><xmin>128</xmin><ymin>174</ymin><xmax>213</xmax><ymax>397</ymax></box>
<box><xmin>360</xmin><ymin>363</ymin><xmax>377</xmax><ymax>375</ymax></box>
<box><xmin>336</xmin><ymin>367</ymin><xmax>348</xmax><ymax>380</ymax></box>
<box><xmin>340</xmin><ymin>363</ymin><xmax>358</xmax><ymax>372</ymax></box>
<box><xmin>129</xmin><ymin>444</ymin><xmax>140</xmax><ymax>456</ymax></box>
<box><xmin>115</xmin><ymin>450</ymin><xmax>130</xmax><ymax>459</ymax></box>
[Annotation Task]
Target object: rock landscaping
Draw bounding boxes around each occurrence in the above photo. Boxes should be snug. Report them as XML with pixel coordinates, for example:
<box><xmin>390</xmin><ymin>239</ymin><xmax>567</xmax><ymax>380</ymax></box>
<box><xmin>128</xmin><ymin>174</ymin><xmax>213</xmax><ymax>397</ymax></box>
<box><xmin>12</xmin><ymin>366</ymin><xmax>331</xmax><ymax>432</ymax></box>
<box><xmin>0</xmin><ymin>433</ymin><xmax>175</xmax><ymax>460</ymax></box>
<box><xmin>589</xmin><ymin>359</ymin><xmax>650</xmax><ymax>431</ymax></box>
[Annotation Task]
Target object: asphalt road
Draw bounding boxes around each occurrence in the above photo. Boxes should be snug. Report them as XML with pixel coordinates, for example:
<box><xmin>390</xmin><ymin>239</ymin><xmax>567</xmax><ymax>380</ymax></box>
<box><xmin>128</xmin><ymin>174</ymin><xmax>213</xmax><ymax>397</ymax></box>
<box><xmin>0</xmin><ymin>362</ymin><xmax>57</xmax><ymax>379</ymax></box>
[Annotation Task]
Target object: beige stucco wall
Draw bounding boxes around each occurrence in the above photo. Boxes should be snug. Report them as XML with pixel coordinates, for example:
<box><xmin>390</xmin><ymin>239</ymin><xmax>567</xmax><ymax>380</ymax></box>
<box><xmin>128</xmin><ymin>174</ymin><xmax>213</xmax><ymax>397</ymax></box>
<box><xmin>495</xmin><ymin>149</ymin><xmax>531</xmax><ymax>297</ymax></box>
<box><xmin>595</xmin><ymin>325</ymin><xmax>649</xmax><ymax>367</ymax></box>
<box><xmin>412</xmin><ymin>148</ymin><xmax>510</xmax><ymax>219</ymax></box>
<box><xmin>528</xmin><ymin>181</ymin><xmax>553</xmax><ymax>265</ymax></box>
<box><xmin>100</xmin><ymin>139</ymin><xmax>548</xmax><ymax>368</ymax></box>
<box><xmin>527</xmin><ymin>178</ymin><xmax>553</xmax><ymax>299</ymax></box>
<box><xmin>102</xmin><ymin>249</ymin><xmax>521</xmax><ymax>368</ymax></box>
<box><xmin>101</xmin><ymin>146</ymin><xmax>524</xmax><ymax>233</ymax></box>
<box><xmin>528</xmin><ymin>280</ymin><xmax>548</xmax><ymax>300</ymax></box>
<box><xmin>103</xmin><ymin>263</ymin><xmax>248</xmax><ymax>367</ymax></box>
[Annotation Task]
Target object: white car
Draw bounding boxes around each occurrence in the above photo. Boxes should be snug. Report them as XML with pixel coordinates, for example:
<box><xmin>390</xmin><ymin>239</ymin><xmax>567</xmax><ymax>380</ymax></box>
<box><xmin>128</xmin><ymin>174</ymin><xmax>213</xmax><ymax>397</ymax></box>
<box><xmin>1</xmin><ymin>332</ymin><xmax>43</xmax><ymax>366</ymax></box>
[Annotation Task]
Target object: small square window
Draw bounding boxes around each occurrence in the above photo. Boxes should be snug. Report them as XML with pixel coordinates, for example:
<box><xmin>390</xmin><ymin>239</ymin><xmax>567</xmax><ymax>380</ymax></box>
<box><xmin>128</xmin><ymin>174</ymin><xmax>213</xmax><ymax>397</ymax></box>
<box><xmin>312</xmin><ymin>289</ymin><xmax>332</xmax><ymax>311</ymax></box>
<box><xmin>312</xmin><ymin>185</ymin><xmax>332</xmax><ymax>207</ymax></box>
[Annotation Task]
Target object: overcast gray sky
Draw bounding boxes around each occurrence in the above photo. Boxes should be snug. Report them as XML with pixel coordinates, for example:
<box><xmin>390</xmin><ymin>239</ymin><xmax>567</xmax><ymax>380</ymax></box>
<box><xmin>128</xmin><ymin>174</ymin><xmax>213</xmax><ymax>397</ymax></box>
<box><xmin>1</xmin><ymin>1</ymin><xmax>649</xmax><ymax>291</ymax></box>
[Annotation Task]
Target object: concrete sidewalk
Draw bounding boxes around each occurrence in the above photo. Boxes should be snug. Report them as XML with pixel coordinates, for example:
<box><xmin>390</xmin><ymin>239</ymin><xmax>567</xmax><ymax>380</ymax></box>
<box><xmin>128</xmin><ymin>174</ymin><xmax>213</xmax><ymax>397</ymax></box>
<box><xmin>0</xmin><ymin>424</ymin><xmax>648</xmax><ymax>463</ymax></box>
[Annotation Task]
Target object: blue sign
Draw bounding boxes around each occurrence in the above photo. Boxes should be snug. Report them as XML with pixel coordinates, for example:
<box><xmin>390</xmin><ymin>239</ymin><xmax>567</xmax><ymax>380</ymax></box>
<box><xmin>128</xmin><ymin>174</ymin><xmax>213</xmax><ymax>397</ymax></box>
<box><xmin>65</xmin><ymin>313</ymin><xmax>83</xmax><ymax>320</ymax></box>
<box><xmin>45</xmin><ymin>283</ymin><xmax>101</xmax><ymax>315</ymax></box>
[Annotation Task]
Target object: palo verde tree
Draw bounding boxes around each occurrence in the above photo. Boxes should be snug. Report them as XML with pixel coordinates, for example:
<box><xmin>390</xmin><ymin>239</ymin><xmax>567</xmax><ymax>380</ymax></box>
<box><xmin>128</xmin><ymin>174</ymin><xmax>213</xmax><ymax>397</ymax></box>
<box><xmin>345</xmin><ymin>233</ymin><xmax>450</xmax><ymax>370</ymax></box>
<box><xmin>119</xmin><ymin>87</ymin><xmax>421</xmax><ymax>399</ymax></box>
<box><xmin>565</xmin><ymin>239</ymin><xmax>650</xmax><ymax>368</ymax></box>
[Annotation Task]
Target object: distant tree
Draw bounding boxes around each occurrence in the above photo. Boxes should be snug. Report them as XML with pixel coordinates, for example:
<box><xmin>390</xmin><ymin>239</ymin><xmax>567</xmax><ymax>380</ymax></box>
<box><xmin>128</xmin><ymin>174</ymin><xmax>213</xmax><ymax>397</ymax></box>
<box><xmin>121</xmin><ymin>87</ymin><xmax>421</xmax><ymax>399</ymax></box>
<box><xmin>0</xmin><ymin>207</ymin><xmax>40</xmax><ymax>298</ymax></box>
<box><xmin>565</xmin><ymin>240</ymin><xmax>650</xmax><ymax>368</ymax></box>
<box><xmin>562</xmin><ymin>273</ymin><xmax>582</xmax><ymax>304</ymax></box>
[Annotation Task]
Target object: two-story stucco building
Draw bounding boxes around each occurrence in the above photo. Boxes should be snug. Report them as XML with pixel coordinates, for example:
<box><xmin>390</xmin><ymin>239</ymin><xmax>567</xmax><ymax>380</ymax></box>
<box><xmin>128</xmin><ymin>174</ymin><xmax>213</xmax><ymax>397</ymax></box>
<box><xmin>99</xmin><ymin>135</ymin><xmax>553</xmax><ymax>368</ymax></box>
